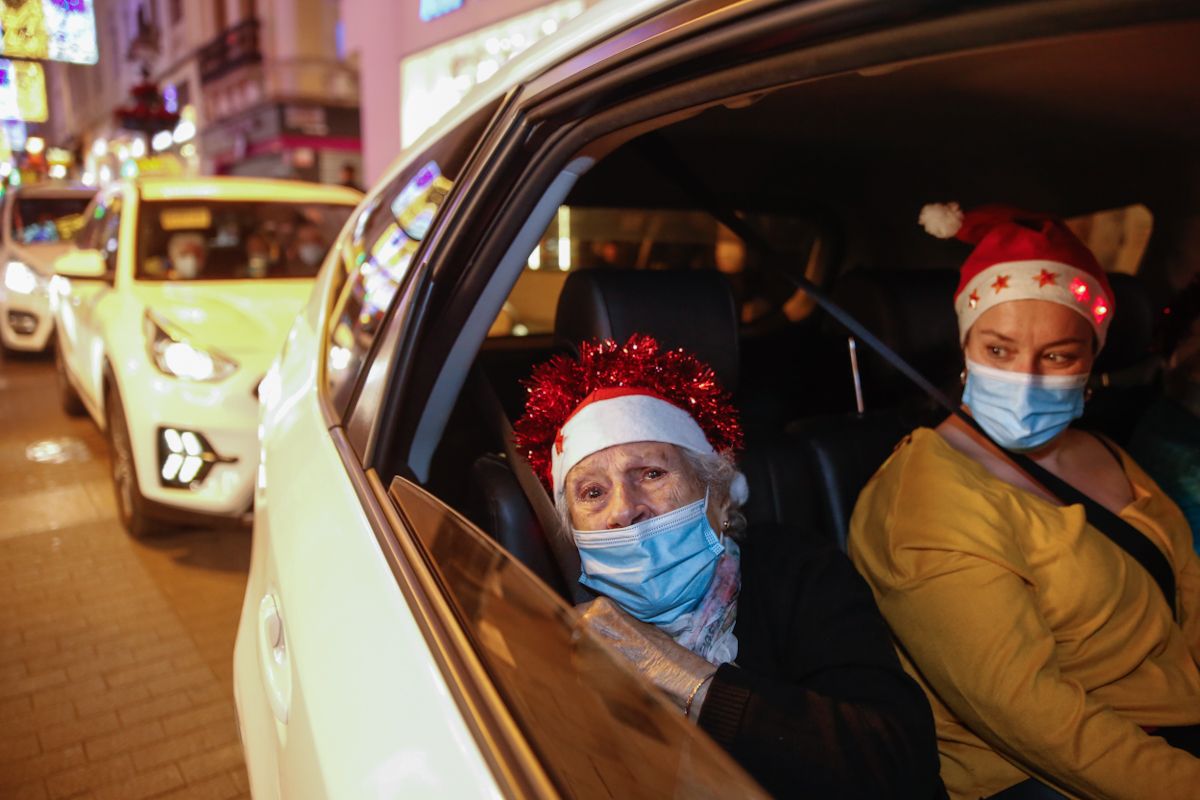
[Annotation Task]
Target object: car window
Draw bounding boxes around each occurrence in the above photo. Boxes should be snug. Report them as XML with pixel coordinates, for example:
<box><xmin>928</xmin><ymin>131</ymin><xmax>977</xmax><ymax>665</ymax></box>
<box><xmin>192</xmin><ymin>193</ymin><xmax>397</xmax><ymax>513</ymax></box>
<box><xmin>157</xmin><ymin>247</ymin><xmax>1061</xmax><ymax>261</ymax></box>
<box><xmin>323</xmin><ymin>98</ymin><xmax>502</xmax><ymax>419</ymax></box>
<box><xmin>71</xmin><ymin>198</ymin><xmax>103</xmax><ymax>251</ymax></box>
<box><xmin>387</xmin><ymin>475</ymin><xmax>767</xmax><ymax>798</ymax></box>
<box><xmin>12</xmin><ymin>195</ymin><xmax>92</xmax><ymax>244</ymax></box>
<box><xmin>99</xmin><ymin>197</ymin><xmax>122</xmax><ymax>275</ymax></box>
<box><xmin>134</xmin><ymin>200</ymin><xmax>354</xmax><ymax>281</ymax></box>
<box><xmin>1065</xmin><ymin>204</ymin><xmax>1153</xmax><ymax>275</ymax></box>
<box><xmin>488</xmin><ymin>205</ymin><xmax>826</xmax><ymax>338</ymax></box>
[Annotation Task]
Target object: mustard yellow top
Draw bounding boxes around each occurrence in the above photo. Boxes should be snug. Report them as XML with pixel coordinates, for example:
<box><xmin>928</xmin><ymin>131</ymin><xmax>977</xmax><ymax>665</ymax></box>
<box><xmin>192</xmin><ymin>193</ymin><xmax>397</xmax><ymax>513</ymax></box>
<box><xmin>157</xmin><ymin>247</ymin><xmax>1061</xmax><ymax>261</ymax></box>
<box><xmin>849</xmin><ymin>428</ymin><xmax>1200</xmax><ymax>800</ymax></box>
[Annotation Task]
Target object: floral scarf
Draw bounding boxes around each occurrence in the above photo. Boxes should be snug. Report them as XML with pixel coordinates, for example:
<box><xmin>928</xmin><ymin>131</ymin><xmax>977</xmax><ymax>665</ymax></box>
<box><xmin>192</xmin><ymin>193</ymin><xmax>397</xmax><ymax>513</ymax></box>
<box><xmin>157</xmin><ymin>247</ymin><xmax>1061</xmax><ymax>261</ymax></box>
<box><xmin>661</xmin><ymin>538</ymin><xmax>741</xmax><ymax>665</ymax></box>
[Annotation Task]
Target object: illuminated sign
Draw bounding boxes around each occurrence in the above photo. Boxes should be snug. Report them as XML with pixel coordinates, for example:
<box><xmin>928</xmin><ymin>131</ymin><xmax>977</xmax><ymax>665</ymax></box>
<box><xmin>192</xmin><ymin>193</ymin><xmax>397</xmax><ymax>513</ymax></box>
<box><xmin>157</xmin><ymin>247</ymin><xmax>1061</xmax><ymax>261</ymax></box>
<box><xmin>0</xmin><ymin>59</ymin><xmax>47</xmax><ymax>122</ymax></box>
<box><xmin>401</xmin><ymin>0</ymin><xmax>584</xmax><ymax>147</ymax></box>
<box><xmin>0</xmin><ymin>1</ymin><xmax>99</xmax><ymax>65</ymax></box>
<box><xmin>419</xmin><ymin>0</ymin><xmax>463</xmax><ymax>22</ymax></box>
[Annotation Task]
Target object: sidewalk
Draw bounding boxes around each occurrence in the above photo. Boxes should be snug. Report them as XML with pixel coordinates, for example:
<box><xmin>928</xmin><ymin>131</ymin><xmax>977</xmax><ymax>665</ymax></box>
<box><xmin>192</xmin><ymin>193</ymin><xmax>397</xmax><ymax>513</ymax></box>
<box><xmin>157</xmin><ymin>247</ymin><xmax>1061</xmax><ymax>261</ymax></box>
<box><xmin>1</xmin><ymin>356</ymin><xmax>252</xmax><ymax>800</ymax></box>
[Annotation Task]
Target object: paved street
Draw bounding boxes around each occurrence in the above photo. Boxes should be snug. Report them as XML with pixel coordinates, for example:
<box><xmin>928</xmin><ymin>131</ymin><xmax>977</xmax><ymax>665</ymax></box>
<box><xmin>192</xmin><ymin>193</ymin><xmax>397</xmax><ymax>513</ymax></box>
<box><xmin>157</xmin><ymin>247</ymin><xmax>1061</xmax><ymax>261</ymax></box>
<box><xmin>1</xmin><ymin>352</ymin><xmax>252</xmax><ymax>800</ymax></box>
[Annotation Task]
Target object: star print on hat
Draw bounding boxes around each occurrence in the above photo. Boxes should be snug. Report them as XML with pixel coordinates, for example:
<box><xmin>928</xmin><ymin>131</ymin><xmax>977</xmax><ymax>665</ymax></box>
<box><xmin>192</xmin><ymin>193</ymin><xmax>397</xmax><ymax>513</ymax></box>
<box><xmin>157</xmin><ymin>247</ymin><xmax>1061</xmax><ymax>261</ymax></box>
<box><xmin>919</xmin><ymin>202</ymin><xmax>1115</xmax><ymax>347</ymax></box>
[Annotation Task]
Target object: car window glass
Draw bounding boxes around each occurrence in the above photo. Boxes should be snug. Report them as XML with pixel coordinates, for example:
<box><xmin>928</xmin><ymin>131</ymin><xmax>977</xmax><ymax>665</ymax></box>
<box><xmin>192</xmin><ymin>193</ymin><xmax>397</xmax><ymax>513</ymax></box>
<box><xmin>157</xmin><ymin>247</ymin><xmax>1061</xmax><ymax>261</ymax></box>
<box><xmin>99</xmin><ymin>198</ymin><xmax>122</xmax><ymax>274</ymax></box>
<box><xmin>134</xmin><ymin>200</ymin><xmax>354</xmax><ymax>281</ymax></box>
<box><xmin>12</xmin><ymin>196</ymin><xmax>92</xmax><ymax>244</ymax></box>
<box><xmin>388</xmin><ymin>476</ymin><xmax>767</xmax><ymax>798</ymax></box>
<box><xmin>1066</xmin><ymin>204</ymin><xmax>1153</xmax><ymax>275</ymax></box>
<box><xmin>72</xmin><ymin>199</ymin><xmax>103</xmax><ymax>251</ymax></box>
<box><xmin>323</xmin><ymin>98</ymin><xmax>502</xmax><ymax>419</ymax></box>
<box><xmin>488</xmin><ymin>205</ymin><xmax>825</xmax><ymax>338</ymax></box>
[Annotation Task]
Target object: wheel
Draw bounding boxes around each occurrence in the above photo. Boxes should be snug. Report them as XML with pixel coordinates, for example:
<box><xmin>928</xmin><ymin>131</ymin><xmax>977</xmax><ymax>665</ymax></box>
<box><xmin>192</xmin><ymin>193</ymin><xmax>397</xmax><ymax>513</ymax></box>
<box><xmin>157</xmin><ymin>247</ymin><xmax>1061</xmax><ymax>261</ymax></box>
<box><xmin>55</xmin><ymin>338</ymin><xmax>86</xmax><ymax>417</ymax></box>
<box><xmin>105</xmin><ymin>383</ymin><xmax>154</xmax><ymax>538</ymax></box>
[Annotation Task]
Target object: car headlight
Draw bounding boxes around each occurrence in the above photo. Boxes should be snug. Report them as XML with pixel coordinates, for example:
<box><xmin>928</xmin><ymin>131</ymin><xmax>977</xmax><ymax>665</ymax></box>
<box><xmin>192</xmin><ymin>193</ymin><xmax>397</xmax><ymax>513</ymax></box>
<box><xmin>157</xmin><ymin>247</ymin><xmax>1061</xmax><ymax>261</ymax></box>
<box><xmin>3</xmin><ymin>261</ymin><xmax>38</xmax><ymax>295</ymax></box>
<box><xmin>144</xmin><ymin>310</ymin><xmax>238</xmax><ymax>382</ymax></box>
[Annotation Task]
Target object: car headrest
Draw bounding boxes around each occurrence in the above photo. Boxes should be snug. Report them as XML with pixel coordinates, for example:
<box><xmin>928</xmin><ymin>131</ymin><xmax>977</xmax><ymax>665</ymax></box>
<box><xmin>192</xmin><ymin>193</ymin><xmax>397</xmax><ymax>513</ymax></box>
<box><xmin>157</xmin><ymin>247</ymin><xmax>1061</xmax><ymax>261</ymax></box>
<box><xmin>554</xmin><ymin>268</ymin><xmax>740</xmax><ymax>390</ymax></box>
<box><xmin>466</xmin><ymin>454</ymin><xmax>571</xmax><ymax>600</ymax></box>
<box><xmin>1095</xmin><ymin>273</ymin><xmax>1156</xmax><ymax>377</ymax></box>
<box><xmin>827</xmin><ymin>269</ymin><xmax>961</xmax><ymax>406</ymax></box>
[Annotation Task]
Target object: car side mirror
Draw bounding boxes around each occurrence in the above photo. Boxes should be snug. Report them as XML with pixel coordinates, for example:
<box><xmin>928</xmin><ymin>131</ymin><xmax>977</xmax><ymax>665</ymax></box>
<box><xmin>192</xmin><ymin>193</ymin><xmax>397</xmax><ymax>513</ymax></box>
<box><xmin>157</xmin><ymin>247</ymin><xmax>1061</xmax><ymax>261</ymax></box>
<box><xmin>54</xmin><ymin>249</ymin><xmax>107</xmax><ymax>280</ymax></box>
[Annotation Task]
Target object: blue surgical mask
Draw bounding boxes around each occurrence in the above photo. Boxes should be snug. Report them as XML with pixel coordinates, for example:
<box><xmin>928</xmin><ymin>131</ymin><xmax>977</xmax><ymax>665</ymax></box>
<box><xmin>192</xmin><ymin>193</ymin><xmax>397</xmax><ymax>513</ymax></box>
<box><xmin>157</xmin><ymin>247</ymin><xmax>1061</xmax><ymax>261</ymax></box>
<box><xmin>962</xmin><ymin>358</ymin><xmax>1088</xmax><ymax>452</ymax></box>
<box><xmin>298</xmin><ymin>243</ymin><xmax>325</xmax><ymax>267</ymax></box>
<box><xmin>174</xmin><ymin>255</ymin><xmax>199</xmax><ymax>279</ymax></box>
<box><xmin>573</xmin><ymin>493</ymin><xmax>724</xmax><ymax>625</ymax></box>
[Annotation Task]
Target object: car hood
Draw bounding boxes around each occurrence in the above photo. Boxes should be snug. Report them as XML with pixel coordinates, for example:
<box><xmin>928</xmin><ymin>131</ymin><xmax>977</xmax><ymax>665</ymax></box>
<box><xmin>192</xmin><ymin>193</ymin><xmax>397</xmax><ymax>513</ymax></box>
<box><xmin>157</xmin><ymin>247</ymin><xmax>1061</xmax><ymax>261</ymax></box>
<box><xmin>9</xmin><ymin>242</ymin><xmax>73</xmax><ymax>275</ymax></box>
<box><xmin>133</xmin><ymin>281</ymin><xmax>314</xmax><ymax>358</ymax></box>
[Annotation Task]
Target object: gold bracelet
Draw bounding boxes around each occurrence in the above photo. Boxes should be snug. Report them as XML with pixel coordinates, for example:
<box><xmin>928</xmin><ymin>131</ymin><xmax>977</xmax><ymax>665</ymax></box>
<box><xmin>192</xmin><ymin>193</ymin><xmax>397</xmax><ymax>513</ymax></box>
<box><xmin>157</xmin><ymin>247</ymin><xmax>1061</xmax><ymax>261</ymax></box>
<box><xmin>683</xmin><ymin>675</ymin><xmax>707</xmax><ymax>718</ymax></box>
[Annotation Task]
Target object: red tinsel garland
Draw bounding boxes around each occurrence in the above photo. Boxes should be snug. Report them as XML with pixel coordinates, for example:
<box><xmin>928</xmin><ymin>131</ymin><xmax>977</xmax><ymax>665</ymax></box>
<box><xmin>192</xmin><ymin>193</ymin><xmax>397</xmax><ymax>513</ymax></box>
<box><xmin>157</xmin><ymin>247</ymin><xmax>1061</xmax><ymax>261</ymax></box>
<box><xmin>513</xmin><ymin>333</ymin><xmax>743</xmax><ymax>492</ymax></box>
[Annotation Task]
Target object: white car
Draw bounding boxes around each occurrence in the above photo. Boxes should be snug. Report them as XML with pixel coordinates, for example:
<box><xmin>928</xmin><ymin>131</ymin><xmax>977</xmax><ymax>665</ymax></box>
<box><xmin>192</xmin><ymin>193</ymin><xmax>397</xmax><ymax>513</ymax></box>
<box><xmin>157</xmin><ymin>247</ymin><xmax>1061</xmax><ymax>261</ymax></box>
<box><xmin>0</xmin><ymin>183</ymin><xmax>94</xmax><ymax>353</ymax></box>
<box><xmin>51</xmin><ymin>176</ymin><xmax>360</xmax><ymax>536</ymax></box>
<box><xmin>234</xmin><ymin>0</ymin><xmax>1198</xmax><ymax>797</ymax></box>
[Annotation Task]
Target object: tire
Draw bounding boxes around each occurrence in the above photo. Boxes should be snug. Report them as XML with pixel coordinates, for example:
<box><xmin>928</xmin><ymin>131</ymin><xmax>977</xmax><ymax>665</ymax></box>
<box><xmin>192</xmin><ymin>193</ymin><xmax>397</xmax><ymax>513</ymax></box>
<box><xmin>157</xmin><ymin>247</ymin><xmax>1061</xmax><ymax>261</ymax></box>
<box><xmin>55</xmin><ymin>338</ymin><xmax>86</xmax><ymax>417</ymax></box>
<box><xmin>105</xmin><ymin>383</ymin><xmax>154</xmax><ymax>538</ymax></box>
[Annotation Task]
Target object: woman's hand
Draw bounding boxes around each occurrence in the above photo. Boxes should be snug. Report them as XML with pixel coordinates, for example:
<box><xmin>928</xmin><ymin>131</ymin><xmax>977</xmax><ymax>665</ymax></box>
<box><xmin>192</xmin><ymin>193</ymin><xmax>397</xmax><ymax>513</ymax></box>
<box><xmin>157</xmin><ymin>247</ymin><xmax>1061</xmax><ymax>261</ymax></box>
<box><xmin>579</xmin><ymin>597</ymin><xmax>716</xmax><ymax>717</ymax></box>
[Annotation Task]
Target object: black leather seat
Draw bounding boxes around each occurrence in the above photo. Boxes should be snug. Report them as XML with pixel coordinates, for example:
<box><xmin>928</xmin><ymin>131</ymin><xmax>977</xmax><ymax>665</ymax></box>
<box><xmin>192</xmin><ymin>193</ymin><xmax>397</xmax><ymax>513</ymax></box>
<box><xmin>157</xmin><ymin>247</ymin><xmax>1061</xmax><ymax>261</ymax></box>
<box><xmin>788</xmin><ymin>269</ymin><xmax>960</xmax><ymax>551</ymax></box>
<box><xmin>554</xmin><ymin>268</ymin><xmax>740</xmax><ymax>389</ymax></box>
<box><xmin>823</xmin><ymin>269</ymin><xmax>961</xmax><ymax>412</ymax></box>
<box><xmin>787</xmin><ymin>408</ymin><xmax>936</xmax><ymax>551</ymax></box>
<box><xmin>1080</xmin><ymin>272</ymin><xmax>1162</xmax><ymax>444</ymax></box>
<box><xmin>465</xmin><ymin>266</ymin><xmax>832</xmax><ymax>597</ymax></box>
<box><xmin>555</xmin><ymin>267</ymin><xmax>827</xmax><ymax>537</ymax></box>
<box><xmin>466</xmin><ymin>453</ymin><xmax>570</xmax><ymax>598</ymax></box>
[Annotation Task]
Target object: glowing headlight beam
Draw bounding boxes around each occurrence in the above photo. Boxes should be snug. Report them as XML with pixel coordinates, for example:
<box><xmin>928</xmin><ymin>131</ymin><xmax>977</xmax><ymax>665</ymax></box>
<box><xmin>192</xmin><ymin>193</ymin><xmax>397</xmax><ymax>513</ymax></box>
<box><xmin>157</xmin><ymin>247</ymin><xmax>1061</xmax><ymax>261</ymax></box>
<box><xmin>162</xmin><ymin>341</ymin><xmax>216</xmax><ymax>381</ymax></box>
<box><xmin>4</xmin><ymin>261</ymin><xmax>37</xmax><ymax>295</ymax></box>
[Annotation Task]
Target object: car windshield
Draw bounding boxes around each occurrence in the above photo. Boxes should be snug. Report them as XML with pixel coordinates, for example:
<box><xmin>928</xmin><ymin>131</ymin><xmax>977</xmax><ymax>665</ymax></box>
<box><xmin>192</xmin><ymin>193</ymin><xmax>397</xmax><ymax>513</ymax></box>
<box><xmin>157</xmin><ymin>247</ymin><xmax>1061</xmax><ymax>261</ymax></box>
<box><xmin>136</xmin><ymin>199</ymin><xmax>355</xmax><ymax>281</ymax></box>
<box><xmin>13</xmin><ymin>196</ymin><xmax>92</xmax><ymax>244</ymax></box>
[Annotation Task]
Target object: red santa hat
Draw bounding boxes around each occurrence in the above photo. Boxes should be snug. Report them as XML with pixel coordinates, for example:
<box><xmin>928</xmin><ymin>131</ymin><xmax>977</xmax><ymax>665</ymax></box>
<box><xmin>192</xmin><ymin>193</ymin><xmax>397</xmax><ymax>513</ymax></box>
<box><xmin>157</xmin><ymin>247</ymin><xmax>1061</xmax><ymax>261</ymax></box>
<box><xmin>919</xmin><ymin>202</ymin><xmax>1114</xmax><ymax>347</ymax></box>
<box><xmin>513</xmin><ymin>334</ymin><xmax>747</xmax><ymax>503</ymax></box>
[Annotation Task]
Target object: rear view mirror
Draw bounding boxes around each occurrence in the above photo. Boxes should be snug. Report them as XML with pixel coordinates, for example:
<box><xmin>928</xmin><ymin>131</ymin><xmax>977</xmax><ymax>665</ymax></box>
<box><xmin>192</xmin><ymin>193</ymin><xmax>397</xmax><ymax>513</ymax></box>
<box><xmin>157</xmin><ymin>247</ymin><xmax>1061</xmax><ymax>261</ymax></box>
<box><xmin>54</xmin><ymin>249</ymin><xmax>107</xmax><ymax>280</ymax></box>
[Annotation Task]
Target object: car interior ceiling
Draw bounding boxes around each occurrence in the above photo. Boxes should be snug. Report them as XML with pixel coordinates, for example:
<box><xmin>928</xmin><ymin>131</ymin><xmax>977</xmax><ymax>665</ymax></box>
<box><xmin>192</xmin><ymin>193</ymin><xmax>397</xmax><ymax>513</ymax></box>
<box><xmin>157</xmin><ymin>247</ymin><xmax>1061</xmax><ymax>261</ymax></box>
<box><xmin>423</xmin><ymin>17</ymin><xmax>1200</xmax><ymax>598</ymax></box>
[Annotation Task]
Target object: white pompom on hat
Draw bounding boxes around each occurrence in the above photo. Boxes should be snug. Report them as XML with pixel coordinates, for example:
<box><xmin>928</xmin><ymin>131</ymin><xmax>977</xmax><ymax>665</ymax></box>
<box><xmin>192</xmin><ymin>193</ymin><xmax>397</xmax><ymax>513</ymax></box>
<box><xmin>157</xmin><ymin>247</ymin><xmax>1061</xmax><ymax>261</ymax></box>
<box><xmin>918</xmin><ymin>202</ymin><xmax>964</xmax><ymax>239</ymax></box>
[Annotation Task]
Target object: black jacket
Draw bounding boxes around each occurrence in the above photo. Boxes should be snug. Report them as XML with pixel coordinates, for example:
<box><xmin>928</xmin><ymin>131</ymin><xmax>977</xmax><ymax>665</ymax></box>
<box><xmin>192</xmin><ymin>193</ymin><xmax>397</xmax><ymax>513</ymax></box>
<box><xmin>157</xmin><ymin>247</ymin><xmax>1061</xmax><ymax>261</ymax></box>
<box><xmin>697</xmin><ymin>525</ymin><xmax>945</xmax><ymax>799</ymax></box>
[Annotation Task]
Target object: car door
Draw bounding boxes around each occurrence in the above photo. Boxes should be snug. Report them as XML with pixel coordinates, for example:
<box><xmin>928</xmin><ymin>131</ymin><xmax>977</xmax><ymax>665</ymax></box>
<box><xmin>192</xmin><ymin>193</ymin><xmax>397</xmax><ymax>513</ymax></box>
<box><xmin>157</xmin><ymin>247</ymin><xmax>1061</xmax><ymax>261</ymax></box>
<box><xmin>235</xmin><ymin>100</ymin><xmax>509</xmax><ymax>799</ymax></box>
<box><xmin>56</xmin><ymin>191</ymin><xmax>121</xmax><ymax>415</ymax></box>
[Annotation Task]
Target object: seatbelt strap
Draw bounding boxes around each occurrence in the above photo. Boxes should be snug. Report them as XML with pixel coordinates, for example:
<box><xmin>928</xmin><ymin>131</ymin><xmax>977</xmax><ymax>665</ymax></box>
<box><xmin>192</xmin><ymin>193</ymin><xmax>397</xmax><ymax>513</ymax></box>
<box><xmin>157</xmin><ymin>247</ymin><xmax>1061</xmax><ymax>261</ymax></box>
<box><xmin>471</xmin><ymin>365</ymin><xmax>591</xmax><ymax>604</ymax></box>
<box><xmin>641</xmin><ymin>135</ymin><xmax>1178</xmax><ymax>616</ymax></box>
<box><xmin>780</xmin><ymin>269</ymin><xmax>1178</xmax><ymax>618</ymax></box>
<box><xmin>998</xmin><ymin>429</ymin><xmax>1177</xmax><ymax>617</ymax></box>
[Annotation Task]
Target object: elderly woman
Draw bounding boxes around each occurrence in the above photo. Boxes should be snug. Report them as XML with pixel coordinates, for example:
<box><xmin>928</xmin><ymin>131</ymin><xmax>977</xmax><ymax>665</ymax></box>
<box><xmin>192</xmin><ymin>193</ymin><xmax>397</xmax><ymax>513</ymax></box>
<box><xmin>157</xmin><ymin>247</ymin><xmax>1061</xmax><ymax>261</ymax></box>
<box><xmin>849</xmin><ymin>204</ymin><xmax>1200</xmax><ymax>800</ymax></box>
<box><xmin>514</xmin><ymin>335</ymin><xmax>944</xmax><ymax>799</ymax></box>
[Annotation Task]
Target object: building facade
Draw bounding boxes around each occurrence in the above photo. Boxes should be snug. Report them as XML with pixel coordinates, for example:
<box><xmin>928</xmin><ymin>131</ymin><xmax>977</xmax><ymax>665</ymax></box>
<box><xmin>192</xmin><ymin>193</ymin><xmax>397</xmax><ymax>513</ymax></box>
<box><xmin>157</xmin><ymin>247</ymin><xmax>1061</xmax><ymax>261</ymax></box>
<box><xmin>343</xmin><ymin>0</ymin><xmax>594</xmax><ymax>184</ymax></box>
<box><xmin>44</xmin><ymin>0</ymin><xmax>360</xmax><ymax>186</ymax></box>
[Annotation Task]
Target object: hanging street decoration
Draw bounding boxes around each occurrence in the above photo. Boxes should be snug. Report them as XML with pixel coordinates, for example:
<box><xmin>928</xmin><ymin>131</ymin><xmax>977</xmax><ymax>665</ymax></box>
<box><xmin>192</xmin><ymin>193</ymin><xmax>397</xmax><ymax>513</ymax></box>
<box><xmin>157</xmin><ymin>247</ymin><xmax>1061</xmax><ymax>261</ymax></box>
<box><xmin>114</xmin><ymin>71</ymin><xmax>180</xmax><ymax>134</ymax></box>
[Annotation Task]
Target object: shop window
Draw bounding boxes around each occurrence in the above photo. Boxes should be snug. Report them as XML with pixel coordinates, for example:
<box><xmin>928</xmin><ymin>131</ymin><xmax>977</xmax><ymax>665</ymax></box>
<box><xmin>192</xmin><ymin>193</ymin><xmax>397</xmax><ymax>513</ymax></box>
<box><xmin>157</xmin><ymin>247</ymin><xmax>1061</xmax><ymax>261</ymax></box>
<box><xmin>487</xmin><ymin>206</ymin><xmax>824</xmax><ymax>338</ymax></box>
<box><xmin>1066</xmin><ymin>204</ymin><xmax>1153</xmax><ymax>275</ymax></box>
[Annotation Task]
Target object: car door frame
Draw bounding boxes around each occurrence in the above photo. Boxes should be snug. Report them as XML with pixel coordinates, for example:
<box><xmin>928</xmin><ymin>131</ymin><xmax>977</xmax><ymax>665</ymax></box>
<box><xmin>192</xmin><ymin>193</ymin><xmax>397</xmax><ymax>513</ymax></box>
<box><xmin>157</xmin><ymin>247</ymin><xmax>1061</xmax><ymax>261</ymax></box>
<box><xmin>58</xmin><ymin>186</ymin><xmax>123</xmax><ymax>422</ymax></box>
<box><xmin>329</xmin><ymin>0</ymin><xmax>1200</xmax><ymax>791</ymax></box>
<box><xmin>324</xmin><ymin>0</ymin><xmax>911</xmax><ymax>789</ymax></box>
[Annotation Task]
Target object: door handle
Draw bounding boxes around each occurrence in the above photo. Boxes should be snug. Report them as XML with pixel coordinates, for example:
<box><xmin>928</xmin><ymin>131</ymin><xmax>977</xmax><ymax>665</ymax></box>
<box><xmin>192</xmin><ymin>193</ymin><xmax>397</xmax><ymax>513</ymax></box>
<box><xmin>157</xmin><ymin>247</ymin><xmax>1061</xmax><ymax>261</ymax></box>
<box><xmin>257</xmin><ymin>593</ymin><xmax>292</xmax><ymax>724</ymax></box>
